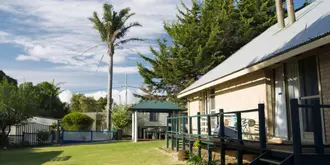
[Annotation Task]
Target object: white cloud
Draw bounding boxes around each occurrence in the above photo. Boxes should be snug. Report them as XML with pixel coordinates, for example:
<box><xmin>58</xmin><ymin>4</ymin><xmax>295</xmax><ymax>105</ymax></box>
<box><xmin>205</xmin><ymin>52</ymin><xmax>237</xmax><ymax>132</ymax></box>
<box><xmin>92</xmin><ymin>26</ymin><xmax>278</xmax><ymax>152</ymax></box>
<box><xmin>16</xmin><ymin>55</ymin><xmax>40</xmax><ymax>61</ymax></box>
<box><xmin>0</xmin><ymin>0</ymin><xmax>190</xmax><ymax>74</ymax></box>
<box><xmin>59</xmin><ymin>90</ymin><xmax>73</xmax><ymax>103</ymax></box>
<box><xmin>85</xmin><ymin>91</ymin><xmax>107</xmax><ymax>100</ymax></box>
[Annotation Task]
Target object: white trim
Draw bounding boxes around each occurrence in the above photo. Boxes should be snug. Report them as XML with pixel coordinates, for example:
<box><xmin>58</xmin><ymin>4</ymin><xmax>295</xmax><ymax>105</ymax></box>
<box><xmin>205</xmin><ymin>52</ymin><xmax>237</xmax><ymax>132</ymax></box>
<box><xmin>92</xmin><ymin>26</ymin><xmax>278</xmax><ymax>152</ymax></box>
<box><xmin>178</xmin><ymin>35</ymin><xmax>330</xmax><ymax>98</ymax></box>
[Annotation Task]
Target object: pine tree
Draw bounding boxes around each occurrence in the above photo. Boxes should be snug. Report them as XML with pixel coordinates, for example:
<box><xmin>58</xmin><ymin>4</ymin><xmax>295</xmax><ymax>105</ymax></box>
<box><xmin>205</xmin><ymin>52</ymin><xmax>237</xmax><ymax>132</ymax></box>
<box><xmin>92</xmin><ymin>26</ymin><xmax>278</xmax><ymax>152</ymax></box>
<box><xmin>136</xmin><ymin>0</ymin><xmax>276</xmax><ymax>104</ymax></box>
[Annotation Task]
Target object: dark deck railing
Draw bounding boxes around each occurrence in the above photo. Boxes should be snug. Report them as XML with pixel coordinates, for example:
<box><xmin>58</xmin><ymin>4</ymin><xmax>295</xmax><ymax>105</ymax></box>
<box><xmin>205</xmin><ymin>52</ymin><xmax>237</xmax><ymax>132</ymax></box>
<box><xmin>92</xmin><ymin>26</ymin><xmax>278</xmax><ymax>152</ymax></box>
<box><xmin>290</xmin><ymin>99</ymin><xmax>330</xmax><ymax>164</ymax></box>
<box><xmin>166</xmin><ymin>104</ymin><xmax>266</xmax><ymax>165</ymax></box>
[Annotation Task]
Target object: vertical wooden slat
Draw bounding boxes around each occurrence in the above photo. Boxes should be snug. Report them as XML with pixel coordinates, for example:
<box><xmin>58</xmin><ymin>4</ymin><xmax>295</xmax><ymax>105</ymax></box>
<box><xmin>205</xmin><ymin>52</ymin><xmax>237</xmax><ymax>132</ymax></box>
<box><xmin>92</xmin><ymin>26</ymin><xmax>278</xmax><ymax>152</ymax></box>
<box><xmin>290</xmin><ymin>99</ymin><xmax>302</xmax><ymax>164</ymax></box>
<box><xmin>176</xmin><ymin>113</ymin><xmax>179</xmax><ymax>152</ymax></box>
<box><xmin>171</xmin><ymin>113</ymin><xmax>174</xmax><ymax>151</ymax></box>
<box><xmin>236</xmin><ymin>112</ymin><xmax>243</xmax><ymax>165</ymax></box>
<box><xmin>258</xmin><ymin>104</ymin><xmax>267</xmax><ymax>153</ymax></box>
<box><xmin>312</xmin><ymin>104</ymin><xmax>324</xmax><ymax>154</ymax></box>
<box><xmin>219</xmin><ymin>109</ymin><xmax>225</xmax><ymax>165</ymax></box>
<box><xmin>182</xmin><ymin>116</ymin><xmax>186</xmax><ymax>151</ymax></box>
<box><xmin>197</xmin><ymin>112</ymin><xmax>201</xmax><ymax>157</ymax></box>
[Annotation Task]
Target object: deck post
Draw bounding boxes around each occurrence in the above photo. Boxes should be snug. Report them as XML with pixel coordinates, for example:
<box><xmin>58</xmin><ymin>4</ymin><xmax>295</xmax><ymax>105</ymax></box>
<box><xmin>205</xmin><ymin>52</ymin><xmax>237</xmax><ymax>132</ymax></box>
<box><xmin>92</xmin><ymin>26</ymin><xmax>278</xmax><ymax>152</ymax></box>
<box><xmin>208</xmin><ymin>144</ymin><xmax>212</xmax><ymax>162</ymax></box>
<box><xmin>236</xmin><ymin>112</ymin><xmax>243</xmax><ymax>165</ymax></box>
<box><xmin>219</xmin><ymin>109</ymin><xmax>225</xmax><ymax>165</ymax></box>
<box><xmin>166</xmin><ymin>116</ymin><xmax>169</xmax><ymax>148</ymax></box>
<box><xmin>290</xmin><ymin>99</ymin><xmax>302</xmax><ymax>164</ymax></box>
<box><xmin>312</xmin><ymin>104</ymin><xmax>324</xmax><ymax>154</ymax></box>
<box><xmin>171</xmin><ymin>113</ymin><xmax>175</xmax><ymax>151</ymax></box>
<box><xmin>132</xmin><ymin>112</ymin><xmax>135</xmax><ymax>141</ymax></box>
<box><xmin>258</xmin><ymin>104</ymin><xmax>267</xmax><ymax>153</ymax></box>
<box><xmin>182</xmin><ymin>116</ymin><xmax>186</xmax><ymax>151</ymax></box>
<box><xmin>176</xmin><ymin>113</ymin><xmax>179</xmax><ymax>152</ymax></box>
<box><xmin>197</xmin><ymin>112</ymin><xmax>201</xmax><ymax>157</ymax></box>
<box><xmin>189</xmin><ymin>117</ymin><xmax>193</xmax><ymax>153</ymax></box>
<box><xmin>207</xmin><ymin>115</ymin><xmax>211</xmax><ymax>139</ymax></box>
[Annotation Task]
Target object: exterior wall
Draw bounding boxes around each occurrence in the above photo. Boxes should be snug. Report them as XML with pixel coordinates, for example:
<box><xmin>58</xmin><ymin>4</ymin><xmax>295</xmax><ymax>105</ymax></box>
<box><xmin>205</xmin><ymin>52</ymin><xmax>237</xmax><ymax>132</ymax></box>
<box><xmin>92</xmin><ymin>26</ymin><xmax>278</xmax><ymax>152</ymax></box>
<box><xmin>318</xmin><ymin>45</ymin><xmax>330</xmax><ymax>143</ymax></box>
<box><xmin>187</xmin><ymin>93</ymin><xmax>201</xmax><ymax>134</ymax></box>
<box><xmin>137</xmin><ymin>112</ymin><xmax>168</xmax><ymax>127</ymax></box>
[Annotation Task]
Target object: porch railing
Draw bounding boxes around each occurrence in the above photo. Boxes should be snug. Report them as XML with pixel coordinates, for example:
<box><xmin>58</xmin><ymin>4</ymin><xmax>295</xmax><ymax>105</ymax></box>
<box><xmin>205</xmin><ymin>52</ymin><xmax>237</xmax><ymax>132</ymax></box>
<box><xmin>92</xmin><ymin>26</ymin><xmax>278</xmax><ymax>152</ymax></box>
<box><xmin>166</xmin><ymin>104</ymin><xmax>266</xmax><ymax>165</ymax></box>
<box><xmin>290</xmin><ymin>99</ymin><xmax>330</xmax><ymax>164</ymax></box>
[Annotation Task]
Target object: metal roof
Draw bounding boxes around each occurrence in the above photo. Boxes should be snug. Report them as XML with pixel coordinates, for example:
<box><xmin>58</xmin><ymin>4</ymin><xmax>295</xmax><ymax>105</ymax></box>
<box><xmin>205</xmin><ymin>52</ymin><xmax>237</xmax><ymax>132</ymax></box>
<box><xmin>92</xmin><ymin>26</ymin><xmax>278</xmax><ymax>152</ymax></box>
<box><xmin>180</xmin><ymin>0</ymin><xmax>330</xmax><ymax>96</ymax></box>
<box><xmin>129</xmin><ymin>100</ymin><xmax>184</xmax><ymax>112</ymax></box>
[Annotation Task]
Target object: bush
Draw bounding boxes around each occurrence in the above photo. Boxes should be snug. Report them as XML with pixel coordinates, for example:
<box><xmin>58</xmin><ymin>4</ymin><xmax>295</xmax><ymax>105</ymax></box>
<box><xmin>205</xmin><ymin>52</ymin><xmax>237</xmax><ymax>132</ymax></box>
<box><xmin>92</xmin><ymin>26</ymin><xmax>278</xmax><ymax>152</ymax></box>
<box><xmin>36</xmin><ymin>131</ymin><xmax>50</xmax><ymax>144</ymax></box>
<box><xmin>62</xmin><ymin>112</ymin><xmax>94</xmax><ymax>130</ymax></box>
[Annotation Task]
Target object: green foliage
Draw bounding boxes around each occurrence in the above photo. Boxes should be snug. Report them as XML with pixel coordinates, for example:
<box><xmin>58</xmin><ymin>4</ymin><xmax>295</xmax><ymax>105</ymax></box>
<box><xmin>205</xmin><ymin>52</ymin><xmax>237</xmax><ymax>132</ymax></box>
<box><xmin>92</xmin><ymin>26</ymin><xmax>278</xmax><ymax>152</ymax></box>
<box><xmin>70</xmin><ymin>94</ymin><xmax>106</xmax><ymax>112</ymax></box>
<box><xmin>0</xmin><ymin>70</ymin><xmax>17</xmax><ymax>86</ymax></box>
<box><xmin>62</xmin><ymin>112</ymin><xmax>94</xmax><ymax>131</ymax></box>
<box><xmin>187</xmin><ymin>153</ymin><xmax>203</xmax><ymax>165</ymax></box>
<box><xmin>137</xmin><ymin>0</ymin><xmax>276</xmax><ymax>104</ymax></box>
<box><xmin>0</xmin><ymin>78</ymin><xmax>38</xmax><ymax>147</ymax></box>
<box><xmin>193</xmin><ymin>140</ymin><xmax>201</xmax><ymax>148</ymax></box>
<box><xmin>111</xmin><ymin>105</ymin><xmax>131</xmax><ymax>130</ymax></box>
<box><xmin>34</xmin><ymin>81</ymin><xmax>69</xmax><ymax>118</ymax></box>
<box><xmin>36</xmin><ymin>130</ymin><xmax>50</xmax><ymax>144</ymax></box>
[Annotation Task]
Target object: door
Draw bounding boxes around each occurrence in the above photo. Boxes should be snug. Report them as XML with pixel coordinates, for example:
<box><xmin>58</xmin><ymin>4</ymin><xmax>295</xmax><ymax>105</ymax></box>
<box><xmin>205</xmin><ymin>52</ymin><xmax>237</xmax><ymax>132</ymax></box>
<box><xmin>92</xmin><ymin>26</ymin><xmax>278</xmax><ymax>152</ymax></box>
<box><xmin>274</xmin><ymin>66</ymin><xmax>289</xmax><ymax>138</ymax></box>
<box><xmin>298</xmin><ymin>55</ymin><xmax>320</xmax><ymax>142</ymax></box>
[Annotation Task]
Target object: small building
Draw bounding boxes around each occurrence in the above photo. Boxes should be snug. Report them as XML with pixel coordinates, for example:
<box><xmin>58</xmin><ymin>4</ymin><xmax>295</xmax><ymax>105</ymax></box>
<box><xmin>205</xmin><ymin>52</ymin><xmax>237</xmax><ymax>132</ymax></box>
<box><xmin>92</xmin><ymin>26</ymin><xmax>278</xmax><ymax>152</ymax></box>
<box><xmin>129</xmin><ymin>100</ymin><xmax>185</xmax><ymax>142</ymax></box>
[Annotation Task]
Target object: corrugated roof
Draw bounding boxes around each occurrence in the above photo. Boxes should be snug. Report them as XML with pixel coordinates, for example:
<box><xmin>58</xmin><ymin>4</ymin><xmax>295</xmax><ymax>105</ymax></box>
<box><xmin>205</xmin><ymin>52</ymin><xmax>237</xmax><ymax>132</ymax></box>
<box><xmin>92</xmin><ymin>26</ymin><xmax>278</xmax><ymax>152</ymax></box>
<box><xmin>180</xmin><ymin>0</ymin><xmax>330</xmax><ymax>96</ymax></box>
<box><xmin>129</xmin><ymin>100</ymin><xmax>184</xmax><ymax>112</ymax></box>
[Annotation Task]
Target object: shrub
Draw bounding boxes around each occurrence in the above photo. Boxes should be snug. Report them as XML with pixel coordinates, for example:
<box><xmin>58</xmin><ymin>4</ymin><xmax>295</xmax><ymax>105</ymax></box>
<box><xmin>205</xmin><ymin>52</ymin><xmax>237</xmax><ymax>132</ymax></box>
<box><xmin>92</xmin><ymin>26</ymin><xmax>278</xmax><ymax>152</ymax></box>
<box><xmin>36</xmin><ymin>131</ymin><xmax>50</xmax><ymax>144</ymax></box>
<box><xmin>62</xmin><ymin>112</ymin><xmax>94</xmax><ymax>130</ymax></box>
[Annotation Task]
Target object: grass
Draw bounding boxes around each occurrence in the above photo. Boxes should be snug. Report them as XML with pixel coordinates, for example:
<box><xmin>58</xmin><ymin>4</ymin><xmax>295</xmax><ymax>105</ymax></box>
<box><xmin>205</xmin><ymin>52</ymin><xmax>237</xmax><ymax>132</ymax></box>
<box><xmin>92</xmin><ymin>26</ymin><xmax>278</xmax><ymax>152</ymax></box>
<box><xmin>0</xmin><ymin>141</ymin><xmax>183</xmax><ymax>165</ymax></box>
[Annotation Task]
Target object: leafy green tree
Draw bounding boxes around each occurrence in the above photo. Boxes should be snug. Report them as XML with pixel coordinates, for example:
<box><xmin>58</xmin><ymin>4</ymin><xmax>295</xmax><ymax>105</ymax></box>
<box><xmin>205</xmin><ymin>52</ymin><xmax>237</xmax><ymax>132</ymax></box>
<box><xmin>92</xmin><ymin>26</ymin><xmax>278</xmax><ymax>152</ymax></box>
<box><xmin>70</xmin><ymin>94</ymin><xmax>106</xmax><ymax>112</ymax></box>
<box><xmin>137</xmin><ymin>0</ymin><xmax>276</xmax><ymax>104</ymax></box>
<box><xmin>35</xmin><ymin>81</ymin><xmax>68</xmax><ymax>118</ymax></box>
<box><xmin>111</xmin><ymin>105</ymin><xmax>131</xmax><ymax>130</ymax></box>
<box><xmin>89</xmin><ymin>3</ymin><xmax>142</xmax><ymax>130</ymax></box>
<box><xmin>0</xmin><ymin>78</ymin><xmax>38</xmax><ymax>147</ymax></box>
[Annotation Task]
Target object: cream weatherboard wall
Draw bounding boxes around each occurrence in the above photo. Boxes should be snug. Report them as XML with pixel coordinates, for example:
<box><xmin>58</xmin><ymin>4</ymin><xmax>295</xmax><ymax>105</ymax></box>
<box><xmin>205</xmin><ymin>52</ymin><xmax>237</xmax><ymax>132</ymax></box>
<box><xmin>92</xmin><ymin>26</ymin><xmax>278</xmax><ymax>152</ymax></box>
<box><xmin>188</xmin><ymin>94</ymin><xmax>200</xmax><ymax>134</ymax></box>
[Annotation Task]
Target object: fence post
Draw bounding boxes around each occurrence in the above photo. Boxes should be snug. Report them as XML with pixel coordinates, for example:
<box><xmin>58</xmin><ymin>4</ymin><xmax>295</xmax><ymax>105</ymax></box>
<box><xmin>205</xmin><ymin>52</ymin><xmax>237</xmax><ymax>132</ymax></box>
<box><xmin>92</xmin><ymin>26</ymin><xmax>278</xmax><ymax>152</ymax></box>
<box><xmin>197</xmin><ymin>112</ymin><xmax>201</xmax><ymax>157</ymax></box>
<box><xmin>22</xmin><ymin>131</ymin><xmax>25</xmax><ymax>146</ymax></box>
<box><xmin>312</xmin><ymin>103</ymin><xmax>324</xmax><ymax>154</ymax></box>
<box><xmin>219</xmin><ymin>109</ymin><xmax>225</xmax><ymax>165</ymax></box>
<box><xmin>189</xmin><ymin>117</ymin><xmax>193</xmax><ymax>153</ymax></box>
<box><xmin>236</xmin><ymin>112</ymin><xmax>243</xmax><ymax>165</ymax></box>
<box><xmin>258</xmin><ymin>104</ymin><xmax>267</xmax><ymax>153</ymax></box>
<box><xmin>166</xmin><ymin>116</ymin><xmax>169</xmax><ymax>148</ymax></box>
<box><xmin>91</xmin><ymin>130</ymin><xmax>93</xmax><ymax>142</ymax></box>
<box><xmin>176</xmin><ymin>116</ymin><xmax>179</xmax><ymax>152</ymax></box>
<box><xmin>290</xmin><ymin>99</ymin><xmax>302</xmax><ymax>164</ymax></box>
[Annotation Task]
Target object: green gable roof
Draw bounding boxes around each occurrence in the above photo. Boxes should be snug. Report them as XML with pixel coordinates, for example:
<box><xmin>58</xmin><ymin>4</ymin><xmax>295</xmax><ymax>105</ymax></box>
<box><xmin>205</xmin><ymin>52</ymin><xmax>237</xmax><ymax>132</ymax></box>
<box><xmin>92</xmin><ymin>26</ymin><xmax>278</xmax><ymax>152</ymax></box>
<box><xmin>129</xmin><ymin>100</ymin><xmax>184</xmax><ymax>112</ymax></box>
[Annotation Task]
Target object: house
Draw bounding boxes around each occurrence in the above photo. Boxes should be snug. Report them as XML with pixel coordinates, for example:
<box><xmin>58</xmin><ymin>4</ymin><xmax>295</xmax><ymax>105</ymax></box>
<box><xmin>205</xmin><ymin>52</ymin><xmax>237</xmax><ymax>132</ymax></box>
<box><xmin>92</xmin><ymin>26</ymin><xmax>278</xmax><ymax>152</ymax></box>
<box><xmin>178</xmin><ymin>0</ymin><xmax>330</xmax><ymax>145</ymax></box>
<box><xmin>129</xmin><ymin>100</ymin><xmax>185</xmax><ymax>142</ymax></box>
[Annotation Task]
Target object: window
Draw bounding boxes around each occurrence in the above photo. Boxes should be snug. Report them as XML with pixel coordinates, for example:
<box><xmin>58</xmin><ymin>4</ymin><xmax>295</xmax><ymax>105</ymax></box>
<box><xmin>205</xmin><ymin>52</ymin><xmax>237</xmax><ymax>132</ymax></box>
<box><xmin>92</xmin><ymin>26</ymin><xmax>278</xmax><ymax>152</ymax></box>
<box><xmin>210</xmin><ymin>89</ymin><xmax>215</xmax><ymax>110</ymax></box>
<box><xmin>298</xmin><ymin>55</ymin><xmax>320</xmax><ymax>132</ymax></box>
<box><xmin>149</xmin><ymin>112</ymin><xmax>158</xmax><ymax>121</ymax></box>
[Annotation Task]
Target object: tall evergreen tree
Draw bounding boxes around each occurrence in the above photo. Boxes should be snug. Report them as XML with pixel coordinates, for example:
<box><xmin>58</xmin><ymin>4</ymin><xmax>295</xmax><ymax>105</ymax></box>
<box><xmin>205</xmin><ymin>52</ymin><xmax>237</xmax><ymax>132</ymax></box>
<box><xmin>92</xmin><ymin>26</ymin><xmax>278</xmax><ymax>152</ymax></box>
<box><xmin>136</xmin><ymin>0</ymin><xmax>276</xmax><ymax>104</ymax></box>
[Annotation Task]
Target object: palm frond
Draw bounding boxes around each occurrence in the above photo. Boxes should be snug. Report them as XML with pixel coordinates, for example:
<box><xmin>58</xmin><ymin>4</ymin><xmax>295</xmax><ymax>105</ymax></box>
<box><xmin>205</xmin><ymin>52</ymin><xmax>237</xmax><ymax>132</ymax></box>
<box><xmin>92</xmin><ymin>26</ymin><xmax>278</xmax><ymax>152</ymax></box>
<box><xmin>114</xmin><ymin>38</ymin><xmax>143</xmax><ymax>47</ymax></box>
<box><xmin>89</xmin><ymin>12</ymin><xmax>107</xmax><ymax>41</ymax></box>
<box><xmin>116</xmin><ymin>22</ymin><xmax>142</xmax><ymax>39</ymax></box>
<box><xmin>103</xmin><ymin>3</ymin><xmax>113</xmax><ymax>22</ymax></box>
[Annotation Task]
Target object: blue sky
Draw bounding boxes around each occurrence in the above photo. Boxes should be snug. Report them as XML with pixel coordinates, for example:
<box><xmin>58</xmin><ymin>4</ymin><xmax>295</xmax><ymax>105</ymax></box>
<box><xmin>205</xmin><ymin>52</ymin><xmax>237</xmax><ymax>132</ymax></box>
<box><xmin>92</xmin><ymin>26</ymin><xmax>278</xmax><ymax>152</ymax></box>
<box><xmin>0</xmin><ymin>0</ymin><xmax>308</xmax><ymax>103</ymax></box>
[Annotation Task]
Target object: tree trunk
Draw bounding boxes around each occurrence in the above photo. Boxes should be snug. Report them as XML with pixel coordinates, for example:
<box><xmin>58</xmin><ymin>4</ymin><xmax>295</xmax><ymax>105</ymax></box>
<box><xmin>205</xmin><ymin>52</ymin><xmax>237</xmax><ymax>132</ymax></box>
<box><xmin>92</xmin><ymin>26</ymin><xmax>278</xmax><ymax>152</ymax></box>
<box><xmin>107</xmin><ymin>46</ymin><xmax>114</xmax><ymax>130</ymax></box>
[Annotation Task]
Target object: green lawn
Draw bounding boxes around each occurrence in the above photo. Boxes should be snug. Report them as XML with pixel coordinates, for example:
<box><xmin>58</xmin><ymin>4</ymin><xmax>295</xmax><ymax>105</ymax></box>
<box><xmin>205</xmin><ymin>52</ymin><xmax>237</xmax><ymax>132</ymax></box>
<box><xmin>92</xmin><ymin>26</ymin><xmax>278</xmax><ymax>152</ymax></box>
<box><xmin>0</xmin><ymin>141</ymin><xmax>183</xmax><ymax>165</ymax></box>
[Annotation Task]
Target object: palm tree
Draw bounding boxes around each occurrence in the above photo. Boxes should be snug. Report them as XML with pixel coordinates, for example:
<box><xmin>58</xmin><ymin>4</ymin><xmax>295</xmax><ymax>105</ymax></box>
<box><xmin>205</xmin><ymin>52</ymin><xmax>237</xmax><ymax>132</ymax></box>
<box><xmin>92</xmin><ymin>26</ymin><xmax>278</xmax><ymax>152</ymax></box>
<box><xmin>89</xmin><ymin>3</ymin><xmax>142</xmax><ymax>130</ymax></box>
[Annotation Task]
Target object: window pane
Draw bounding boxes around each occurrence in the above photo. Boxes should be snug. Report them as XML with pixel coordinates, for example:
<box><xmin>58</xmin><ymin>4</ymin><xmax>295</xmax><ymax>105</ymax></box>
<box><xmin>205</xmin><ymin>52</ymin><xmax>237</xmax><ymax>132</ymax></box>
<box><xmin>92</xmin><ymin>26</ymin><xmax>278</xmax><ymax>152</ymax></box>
<box><xmin>299</xmin><ymin>56</ymin><xmax>319</xmax><ymax>96</ymax></box>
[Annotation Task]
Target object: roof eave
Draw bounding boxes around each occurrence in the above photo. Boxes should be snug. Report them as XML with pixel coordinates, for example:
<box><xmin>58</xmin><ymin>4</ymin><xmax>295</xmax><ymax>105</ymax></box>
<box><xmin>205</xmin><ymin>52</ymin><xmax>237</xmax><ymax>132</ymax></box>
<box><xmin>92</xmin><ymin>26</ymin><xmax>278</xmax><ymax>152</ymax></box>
<box><xmin>178</xmin><ymin>34</ymin><xmax>330</xmax><ymax>98</ymax></box>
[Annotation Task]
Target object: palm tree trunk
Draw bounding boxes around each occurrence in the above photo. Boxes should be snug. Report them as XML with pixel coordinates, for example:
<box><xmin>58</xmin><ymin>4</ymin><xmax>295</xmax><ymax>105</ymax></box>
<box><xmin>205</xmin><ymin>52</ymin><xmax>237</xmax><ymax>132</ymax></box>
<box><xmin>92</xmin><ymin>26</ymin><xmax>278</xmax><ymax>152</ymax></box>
<box><xmin>107</xmin><ymin>47</ymin><xmax>114</xmax><ymax>130</ymax></box>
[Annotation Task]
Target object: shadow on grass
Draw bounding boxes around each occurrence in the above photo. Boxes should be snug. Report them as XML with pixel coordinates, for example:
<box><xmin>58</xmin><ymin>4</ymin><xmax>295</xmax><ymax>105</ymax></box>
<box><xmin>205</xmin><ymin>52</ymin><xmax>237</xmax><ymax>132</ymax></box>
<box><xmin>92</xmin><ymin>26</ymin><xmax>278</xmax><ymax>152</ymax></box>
<box><xmin>0</xmin><ymin>149</ymin><xmax>67</xmax><ymax>165</ymax></box>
